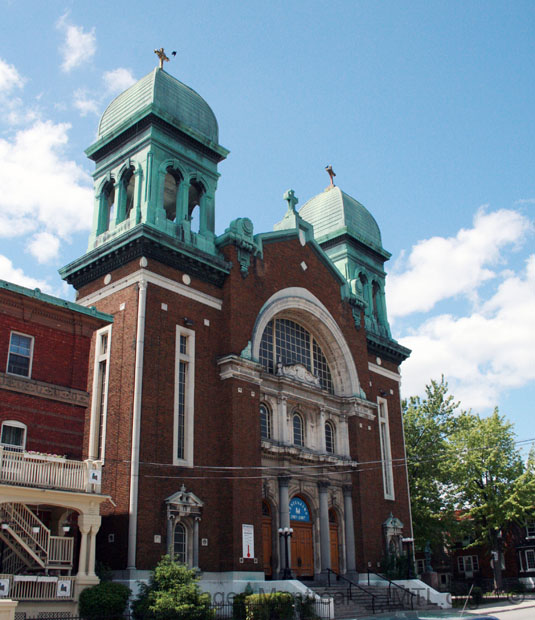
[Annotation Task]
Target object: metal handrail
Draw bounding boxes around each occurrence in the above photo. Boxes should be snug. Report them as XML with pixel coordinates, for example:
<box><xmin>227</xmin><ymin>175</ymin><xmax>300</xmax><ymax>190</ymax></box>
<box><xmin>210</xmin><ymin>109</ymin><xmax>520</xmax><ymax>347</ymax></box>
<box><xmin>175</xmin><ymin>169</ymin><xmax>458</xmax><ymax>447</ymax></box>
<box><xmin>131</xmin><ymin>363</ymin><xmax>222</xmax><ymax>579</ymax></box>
<box><xmin>327</xmin><ymin>568</ymin><xmax>376</xmax><ymax>614</ymax></box>
<box><xmin>367</xmin><ymin>569</ymin><xmax>416</xmax><ymax>609</ymax></box>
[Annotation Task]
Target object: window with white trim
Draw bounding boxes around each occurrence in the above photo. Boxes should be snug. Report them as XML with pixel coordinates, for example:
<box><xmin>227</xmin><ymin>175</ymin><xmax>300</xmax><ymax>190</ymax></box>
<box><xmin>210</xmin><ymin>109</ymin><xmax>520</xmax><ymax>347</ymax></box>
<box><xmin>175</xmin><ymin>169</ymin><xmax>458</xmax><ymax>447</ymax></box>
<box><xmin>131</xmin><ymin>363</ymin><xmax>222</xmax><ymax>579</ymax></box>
<box><xmin>173</xmin><ymin>522</ymin><xmax>187</xmax><ymax>564</ymax></box>
<box><xmin>378</xmin><ymin>397</ymin><xmax>394</xmax><ymax>500</ymax></box>
<box><xmin>416</xmin><ymin>559</ymin><xmax>425</xmax><ymax>575</ymax></box>
<box><xmin>293</xmin><ymin>412</ymin><xmax>304</xmax><ymax>447</ymax></box>
<box><xmin>174</xmin><ymin>326</ymin><xmax>195</xmax><ymax>466</ymax></box>
<box><xmin>522</xmin><ymin>549</ymin><xmax>535</xmax><ymax>571</ymax></box>
<box><xmin>325</xmin><ymin>421</ymin><xmax>335</xmax><ymax>454</ymax></box>
<box><xmin>526</xmin><ymin>520</ymin><xmax>535</xmax><ymax>538</ymax></box>
<box><xmin>260</xmin><ymin>403</ymin><xmax>271</xmax><ymax>440</ymax></box>
<box><xmin>0</xmin><ymin>420</ymin><xmax>26</xmax><ymax>451</ymax></box>
<box><xmin>7</xmin><ymin>332</ymin><xmax>34</xmax><ymax>378</ymax></box>
<box><xmin>89</xmin><ymin>326</ymin><xmax>111</xmax><ymax>461</ymax></box>
<box><xmin>457</xmin><ymin>555</ymin><xmax>479</xmax><ymax>573</ymax></box>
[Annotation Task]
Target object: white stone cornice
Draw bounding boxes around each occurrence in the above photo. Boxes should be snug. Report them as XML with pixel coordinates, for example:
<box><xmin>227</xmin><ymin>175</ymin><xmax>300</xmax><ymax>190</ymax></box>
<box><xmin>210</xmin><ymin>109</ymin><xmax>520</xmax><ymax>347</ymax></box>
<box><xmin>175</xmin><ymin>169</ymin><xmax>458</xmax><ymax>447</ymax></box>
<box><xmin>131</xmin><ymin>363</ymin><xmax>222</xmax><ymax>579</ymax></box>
<box><xmin>368</xmin><ymin>362</ymin><xmax>401</xmax><ymax>383</ymax></box>
<box><xmin>217</xmin><ymin>354</ymin><xmax>263</xmax><ymax>384</ymax></box>
<box><xmin>78</xmin><ymin>268</ymin><xmax>223</xmax><ymax>310</ymax></box>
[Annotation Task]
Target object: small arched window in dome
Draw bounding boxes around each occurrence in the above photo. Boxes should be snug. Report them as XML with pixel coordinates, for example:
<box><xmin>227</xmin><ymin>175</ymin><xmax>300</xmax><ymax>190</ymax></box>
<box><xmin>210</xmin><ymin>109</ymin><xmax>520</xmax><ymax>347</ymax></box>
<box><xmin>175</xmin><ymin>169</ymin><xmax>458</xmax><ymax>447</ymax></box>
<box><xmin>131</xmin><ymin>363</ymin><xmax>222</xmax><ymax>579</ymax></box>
<box><xmin>325</xmin><ymin>421</ymin><xmax>335</xmax><ymax>454</ymax></box>
<box><xmin>164</xmin><ymin>170</ymin><xmax>181</xmax><ymax>222</ymax></box>
<box><xmin>259</xmin><ymin>318</ymin><xmax>333</xmax><ymax>393</ymax></box>
<box><xmin>260</xmin><ymin>403</ymin><xmax>271</xmax><ymax>440</ymax></box>
<box><xmin>123</xmin><ymin>170</ymin><xmax>135</xmax><ymax>220</ymax></box>
<box><xmin>293</xmin><ymin>412</ymin><xmax>304</xmax><ymax>447</ymax></box>
<box><xmin>188</xmin><ymin>180</ymin><xmax>204</xmax><ymax>233</ymax></box>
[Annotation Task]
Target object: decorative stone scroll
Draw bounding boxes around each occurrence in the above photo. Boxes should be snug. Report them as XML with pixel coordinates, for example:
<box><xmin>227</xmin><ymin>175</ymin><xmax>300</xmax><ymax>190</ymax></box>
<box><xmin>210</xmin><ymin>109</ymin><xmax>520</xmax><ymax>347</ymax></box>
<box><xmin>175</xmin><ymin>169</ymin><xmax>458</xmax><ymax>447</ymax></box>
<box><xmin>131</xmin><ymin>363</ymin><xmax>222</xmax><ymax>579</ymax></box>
<box><xmin>0</xmin><ymin>372</ymin><xmax>89</xmax><ymax>406</ymax></box>
<box><xmin>278</xmin><ymin>363</ymin><xmax>321</xmax><ymax>388</ymax></box>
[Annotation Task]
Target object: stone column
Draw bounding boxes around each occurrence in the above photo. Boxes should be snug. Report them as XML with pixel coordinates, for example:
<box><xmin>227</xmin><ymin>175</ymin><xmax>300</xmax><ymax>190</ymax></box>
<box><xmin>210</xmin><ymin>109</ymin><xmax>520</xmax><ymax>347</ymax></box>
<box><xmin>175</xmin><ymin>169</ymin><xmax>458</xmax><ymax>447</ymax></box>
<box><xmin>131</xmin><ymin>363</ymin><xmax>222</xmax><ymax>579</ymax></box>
<box><xmin>318</xmin><ymin>481</ymin><xmax>331</xmax><ymax>579</ymax></box>
<box><xmin>87</xmin><ymin>518</ymin><xmax>101</xmax><ymax>578</ymax></box>
<box><xmin>319</xmin><ymin>408</ymin><xmax>326</xmax><ymax>452</ymax></box>
<box><xmin>193</xmin><ymin>518</ymin><xmax>200</xmax><ymax>569</ymax></box>
<box><xmin>77</xmin><ymin>522</ymin><xmax>89</xmax><ymax>577</ymax></box>
<box><xmin>343</xmin><ymin>486</ymin><xmax>357</xmax><ymax>578</ymax></box>
<box><xmin>278</xmin><ymin>475</ymin><xmax>291</xmax><ymax>577</ymax></box>
<box><xmin>178</xmin><ymin>180</ymin><xmax>190</xmax><ymax>224</ymax></box>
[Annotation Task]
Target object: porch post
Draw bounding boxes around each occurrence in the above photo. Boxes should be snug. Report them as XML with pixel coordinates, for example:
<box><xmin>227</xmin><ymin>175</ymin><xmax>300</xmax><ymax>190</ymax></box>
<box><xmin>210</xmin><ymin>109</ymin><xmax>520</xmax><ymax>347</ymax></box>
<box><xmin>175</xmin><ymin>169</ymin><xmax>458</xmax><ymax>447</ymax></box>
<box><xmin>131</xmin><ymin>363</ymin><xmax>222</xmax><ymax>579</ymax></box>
<box><xmin>77</xmin><ymin>521</ymin><xmax>89</xmax><ymax>577</ymax></box>
<box><xmin>87</xmin><ymin>518</ymin><xmax>101</xmax><ymax>578</ymax></box>
<box><xmin>318</xmin><ymin>481</ymin><xmax>331</xmax><ymax>579</ymax></box>
<box><xmin>343</xmin><ymin>485</ymin><xmax>357</xmax><ymax>578</ymax></box>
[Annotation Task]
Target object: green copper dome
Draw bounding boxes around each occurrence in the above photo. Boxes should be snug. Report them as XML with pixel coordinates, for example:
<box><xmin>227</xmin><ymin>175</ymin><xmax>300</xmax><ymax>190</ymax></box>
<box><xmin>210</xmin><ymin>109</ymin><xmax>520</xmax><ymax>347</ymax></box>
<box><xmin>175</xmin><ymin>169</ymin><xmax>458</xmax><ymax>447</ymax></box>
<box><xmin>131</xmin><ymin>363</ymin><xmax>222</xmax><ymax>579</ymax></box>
<box><xmin>97</xmin><ymin>68</ymin><xmax>219</xmax><ymax>144</ymax></box>
<box><xmin>299</xmin><ymin>186</ymin><xmax>384</xmax><ymax>252</ymax></box>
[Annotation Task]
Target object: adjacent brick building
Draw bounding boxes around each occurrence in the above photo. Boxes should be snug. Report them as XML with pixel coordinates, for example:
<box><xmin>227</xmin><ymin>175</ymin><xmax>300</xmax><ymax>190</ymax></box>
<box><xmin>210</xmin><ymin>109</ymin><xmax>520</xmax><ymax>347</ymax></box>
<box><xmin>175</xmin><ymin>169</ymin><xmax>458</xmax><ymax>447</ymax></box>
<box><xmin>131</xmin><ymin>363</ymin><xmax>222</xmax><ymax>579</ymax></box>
<box><xmin>60</xmin><ymin>64</ymin><xmax>414</xmax><ymax>592</ymax></box>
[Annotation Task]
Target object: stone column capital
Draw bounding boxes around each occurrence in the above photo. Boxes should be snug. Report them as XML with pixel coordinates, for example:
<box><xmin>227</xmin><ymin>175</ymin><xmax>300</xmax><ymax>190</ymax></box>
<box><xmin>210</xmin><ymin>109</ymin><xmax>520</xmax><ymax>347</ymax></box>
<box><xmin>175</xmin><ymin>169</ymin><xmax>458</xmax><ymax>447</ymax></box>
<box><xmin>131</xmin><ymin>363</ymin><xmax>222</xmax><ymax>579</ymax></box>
<box><xmin>342</xmin><ymin>485</ymin><xmax>353</xmax><ymax>497</ymax></box>
<box><xmin>318</xmin><ymin>480</ymin><xmax>330</xmax><ymax>491</ymax></box>
<box><xmin>278</xmin><ymin>474</ymin><xmax>291</xmax><ymax>487</ymax></box>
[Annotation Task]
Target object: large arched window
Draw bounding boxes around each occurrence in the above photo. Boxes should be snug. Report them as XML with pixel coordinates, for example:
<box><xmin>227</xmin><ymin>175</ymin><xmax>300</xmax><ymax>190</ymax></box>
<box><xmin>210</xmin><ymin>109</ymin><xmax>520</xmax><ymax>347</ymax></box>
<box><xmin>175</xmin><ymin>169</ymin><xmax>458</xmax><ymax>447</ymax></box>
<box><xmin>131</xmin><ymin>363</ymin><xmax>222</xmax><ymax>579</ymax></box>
<box><xmin>173</xmin><ymin>522</ymin><xmax>187</xmax><ymax>564</ymax></box>
<box><xmin>122</xmin><ymin>169</ymin><xmax>136</xmax><ymax>221</ymax></box>
<box><xmin>325</xmin><ymin>421</ymin><xmax>335</xmax><ymax>454</ymax></box>
<box><xmin>293</xmin><ymin>413</ymin><xmax>304</xmax><ymax>447</ymax></box>
<box><xmin>260</xmin><ymin>403</ymin><xmax>271</xmax><ymax>440</ymax></box>
<box><xmin>259</xmin><ymin>318</ymin><xmax>333</xmax><ymax>393</ymax></box>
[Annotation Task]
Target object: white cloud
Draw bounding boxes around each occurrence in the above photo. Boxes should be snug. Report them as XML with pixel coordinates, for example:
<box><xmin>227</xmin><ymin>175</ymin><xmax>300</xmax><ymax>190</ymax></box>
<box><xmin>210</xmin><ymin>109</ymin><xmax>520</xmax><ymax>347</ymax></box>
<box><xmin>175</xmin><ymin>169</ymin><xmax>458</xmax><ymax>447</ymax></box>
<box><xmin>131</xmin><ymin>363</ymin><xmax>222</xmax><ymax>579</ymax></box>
<box><xmin>57</xmin><ymin>14</ymin><xmax>96</xmax><ymax>73</ymax></box>
<box><xmin>0</xmin><ymin>120</ymin><xmax>93</xmax><ymax>239</ymax></box>
<box><xmin>27</xmin><ymin>232</ymin><xmax>61</xmax><ymax>264</ymax></box>
<box><xmin>0</xmin><ymin>255</ymin><xmax>52</xmax><ymax>292</ymax></box>
<box><xmin>388</xmin><ymin>207</ymin><xmax>531</xmax><ymax>318</ymax></box>
<box><xmin>0</xmin><ymin>58</ymin><xmax>24</xmax><ymax>92</ymax></box>
<box><xmin>399</xmin><ymin>255</ymin><xmax>535</xmax><ymax>410</ymax></box>
<box><xmin>103</xmin><ymin>68</ymin><xmax>136</xmax><ymax>95</ymax></box>
<box><xmin>73</xmin><ymin>89</ymin><xmax>100</xmax><ymax>116</ymax></box>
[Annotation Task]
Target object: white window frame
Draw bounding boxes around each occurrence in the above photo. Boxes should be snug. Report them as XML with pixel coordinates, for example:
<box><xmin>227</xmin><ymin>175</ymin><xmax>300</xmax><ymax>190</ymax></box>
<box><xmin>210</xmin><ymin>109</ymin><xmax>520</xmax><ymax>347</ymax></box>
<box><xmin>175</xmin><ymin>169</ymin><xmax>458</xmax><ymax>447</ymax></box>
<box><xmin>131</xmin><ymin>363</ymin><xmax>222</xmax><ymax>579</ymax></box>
<box><xmin>173</xmin><ymin>326</ymin><xmax>195</xmax><ymax>467</ymax></box>
<box><xmin>292</xmin><ymin>411</ymin><xmax>305</xmax><ymax>447</ymax></box>
<box><xmin>88</xmin><ymin>325</ymin><xmax>112</xmax><ymax>462</ymax></box>
<box><xmin>325</xmin><ymin>420</ymin><xmax>335</xmax><ymax>454</ymax></box>
<box><xmin>377</xmin><ymin>397</ymin><xmax>395</xmax><ymax>500</ymax></box>
<box><xmin>526</xmin><ymin>520</ymin><xmax>535</xmax><ymax>539</ymax></box>
<box><xmin>6</xmin><ymin>332</ymin><xmax>34</xmax><ymax>378</ymax></box>
<box><xmin>521</xmin><ymin>549</ymin><xmax>535</xmax><ymax>572</ymax></box>
<box><xmin>457</xmin><ymin>555</ymin><xmax>479</xmax><ymax>573</ymax></box>
<box><xmin>260</xmin><ymin>403</ymin><xmax>272</xmax><ymax>440</ymax></box>
<box><xmin>0</xmin><ymin>420</ymin><xmax>27</xmax><ymax>451</ymax></box>
<box><xmin>416</xmin><ymin>558</ymin><xmax>425</xmax><ymax>575</ymax></box>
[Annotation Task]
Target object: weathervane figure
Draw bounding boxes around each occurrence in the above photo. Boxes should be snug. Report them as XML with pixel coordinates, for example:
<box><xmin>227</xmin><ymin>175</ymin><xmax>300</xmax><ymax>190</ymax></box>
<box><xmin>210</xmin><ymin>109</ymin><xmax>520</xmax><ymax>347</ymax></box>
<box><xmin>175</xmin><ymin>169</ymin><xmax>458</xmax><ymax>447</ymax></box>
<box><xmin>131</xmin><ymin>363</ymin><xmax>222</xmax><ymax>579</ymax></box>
<box><xmin>325</xmin><ymin>165</ymin><xmax>336</xmax><ymax>187</ymax></box>
<box><xmin>154</xmin><ymin>48</ymin><xmax>177</xmax><ymax>69</ymax></box>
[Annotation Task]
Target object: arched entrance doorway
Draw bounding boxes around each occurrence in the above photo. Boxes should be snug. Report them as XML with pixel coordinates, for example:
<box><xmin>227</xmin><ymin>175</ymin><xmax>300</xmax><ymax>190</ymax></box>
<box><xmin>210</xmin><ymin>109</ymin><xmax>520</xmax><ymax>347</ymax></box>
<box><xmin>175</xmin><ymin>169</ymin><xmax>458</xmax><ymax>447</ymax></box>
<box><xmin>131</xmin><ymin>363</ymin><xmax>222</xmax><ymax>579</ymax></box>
<box><xmin>329</xmin><ymin>508</ymin><xmax>340</xmax><ymax>573</ymax></box>
<box><xmin>290</xmin><ymin>497</ymin><xmax>314</xmax><ymax>577</ymax></box>
<box><xmin>261</xmin><ymin>501</ymin><xmax>272</xmax><ymax>578</ymax></box>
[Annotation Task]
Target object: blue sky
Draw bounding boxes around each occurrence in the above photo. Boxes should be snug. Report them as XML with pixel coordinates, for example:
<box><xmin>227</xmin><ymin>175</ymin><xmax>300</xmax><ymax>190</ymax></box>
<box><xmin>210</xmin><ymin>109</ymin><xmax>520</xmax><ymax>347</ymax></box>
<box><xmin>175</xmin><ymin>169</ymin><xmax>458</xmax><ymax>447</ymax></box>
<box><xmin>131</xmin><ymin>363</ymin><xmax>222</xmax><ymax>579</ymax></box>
<box><xmin>1</xmin><ymin>1</ymin><xmax>534</xmax><ymax>447</ymax></box>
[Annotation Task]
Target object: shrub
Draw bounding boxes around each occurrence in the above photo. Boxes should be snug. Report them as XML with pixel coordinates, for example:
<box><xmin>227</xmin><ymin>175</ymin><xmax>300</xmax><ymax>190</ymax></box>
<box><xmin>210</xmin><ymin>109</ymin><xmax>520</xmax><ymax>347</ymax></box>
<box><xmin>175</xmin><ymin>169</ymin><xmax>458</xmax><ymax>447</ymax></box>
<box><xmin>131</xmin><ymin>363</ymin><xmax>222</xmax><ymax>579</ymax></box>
<box><xmin>294</xmin><ymin>594</ymin><xmax>319</xmax><ymax>620</ymax></box>
<box><xmin>245</xmin><ymin>592</ymin><xmax>294</xmax><ymax>620</ymax></box>
<box><xmin>232</xmin><ymin>583</ymin><xmax>253</xmax><ymax>620</ymax></box>
<box><xmin>471</xmin><ymin>586</ymin><xmax>483</xmax><ymax>605</ymax></box>
<box><xmin>78</xmin><ymin>581</ymin><xmax>131</xmax><ymax>620</ymax></box>
<box><xmin>131</xmin><ymin>555</ymin><xmax>213</xmax><ymax>620</ymax></box>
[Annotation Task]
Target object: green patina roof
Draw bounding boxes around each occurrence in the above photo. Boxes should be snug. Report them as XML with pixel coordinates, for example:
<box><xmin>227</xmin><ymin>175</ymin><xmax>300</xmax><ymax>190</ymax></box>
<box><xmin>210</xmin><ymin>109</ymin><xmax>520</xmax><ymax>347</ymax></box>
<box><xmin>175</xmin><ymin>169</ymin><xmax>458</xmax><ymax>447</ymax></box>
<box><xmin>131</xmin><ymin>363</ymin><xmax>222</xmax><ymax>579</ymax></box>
<box><xmin>97</xmin><ymin>68</ymin><xmax>219</xmax><ymax>144</ymax></box>
<box><xmin>0</xmin><ymin>279</ymin><xmax>113</xmax><ymax>323</ymax></box>
<box><xmin>299</xmin><ymin>186</ymin><xmax>384</xmax><ymax>252</ymax></box>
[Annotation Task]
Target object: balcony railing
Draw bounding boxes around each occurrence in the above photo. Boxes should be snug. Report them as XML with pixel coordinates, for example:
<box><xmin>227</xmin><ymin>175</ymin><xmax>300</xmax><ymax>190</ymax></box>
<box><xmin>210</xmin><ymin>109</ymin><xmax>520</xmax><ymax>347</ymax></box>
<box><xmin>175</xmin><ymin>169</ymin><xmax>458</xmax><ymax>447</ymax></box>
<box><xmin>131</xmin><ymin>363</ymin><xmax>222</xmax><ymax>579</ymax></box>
<box><xmin>0</xmin><ymin>574</ymin><xmax>75</xmax><ymax>601</ymax></box>
<box><xmin>0</xmin><ymin>447</ymin><xmax>101</xmax><ymax>493</ymax></box>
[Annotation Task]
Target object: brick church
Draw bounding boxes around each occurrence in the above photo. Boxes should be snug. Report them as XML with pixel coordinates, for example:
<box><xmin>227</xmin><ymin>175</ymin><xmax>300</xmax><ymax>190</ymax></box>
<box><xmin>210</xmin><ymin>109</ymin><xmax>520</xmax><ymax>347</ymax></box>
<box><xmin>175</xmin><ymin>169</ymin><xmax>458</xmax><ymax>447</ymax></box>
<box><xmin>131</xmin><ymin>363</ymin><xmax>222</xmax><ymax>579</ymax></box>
<box><xmin>60</xmin><ymin>62</ymin><xmax>412</xmax><ymax>591</ymax></box>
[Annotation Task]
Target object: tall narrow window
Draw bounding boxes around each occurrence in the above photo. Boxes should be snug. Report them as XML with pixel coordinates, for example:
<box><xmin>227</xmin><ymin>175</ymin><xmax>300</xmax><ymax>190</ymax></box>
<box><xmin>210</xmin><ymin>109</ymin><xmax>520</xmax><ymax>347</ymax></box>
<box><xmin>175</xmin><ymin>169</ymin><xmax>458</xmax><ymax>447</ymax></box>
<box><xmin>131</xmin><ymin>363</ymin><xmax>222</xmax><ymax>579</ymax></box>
<box><xmin>89</xmin><ymin>326</ymin><xmax>111</xmax><ymax>461</ymax></box>
<box><xmin>174</xmin><ymin>326</ymin><xmax>195</xmax><ymax>465</ymax></box>
<box><xmin>260</xmin><ymin>404</ymin><xmax>271</xmax><ymax>440</ymax></box>
<box><xmin>123</xmin><ymin>169</ymin><xmax>135</xmax><ymax>221</ymax></box>
<box><xmin>293</xmin><ymin>413</ymin><xmax>304</xmax><ymax>447</ymax></box>
<box><xmin>188</xmin><ymin>181</ymin><xmax>203</xmax><ymax>233</ymax></box>
<box><xmin>173</xmin><ymin>522</ymin><xmax>187</xmax><ymax>564</ymax></box>
<box><xmin>325</xmin><ymin>421</ymin><xmax>335</xmax><ymax>454</ymax></box>
<box><xmin>378</xmin><ymin>397</ymin><xmax>394</xmax><ymax>500</ymax></box>
<box><xmin>7</xmin><ymin>332</ymin><xmax>33</xmax><ymax>377</ymax></box>
<box><xmin>101</xmin><ymin>181</ymin><xmax>115</xmax><ymax>232</ymax></box>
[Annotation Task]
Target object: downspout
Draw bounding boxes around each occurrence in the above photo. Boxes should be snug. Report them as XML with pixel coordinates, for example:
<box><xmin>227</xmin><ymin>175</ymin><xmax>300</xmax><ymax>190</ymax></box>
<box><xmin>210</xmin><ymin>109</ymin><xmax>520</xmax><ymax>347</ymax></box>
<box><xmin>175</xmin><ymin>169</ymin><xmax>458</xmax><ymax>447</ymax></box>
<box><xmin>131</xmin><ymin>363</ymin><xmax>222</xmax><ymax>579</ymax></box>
<box><xmin>127</xmin><ymin>278</ymin><xmax>147</xmax><ymax>570</ymax></box>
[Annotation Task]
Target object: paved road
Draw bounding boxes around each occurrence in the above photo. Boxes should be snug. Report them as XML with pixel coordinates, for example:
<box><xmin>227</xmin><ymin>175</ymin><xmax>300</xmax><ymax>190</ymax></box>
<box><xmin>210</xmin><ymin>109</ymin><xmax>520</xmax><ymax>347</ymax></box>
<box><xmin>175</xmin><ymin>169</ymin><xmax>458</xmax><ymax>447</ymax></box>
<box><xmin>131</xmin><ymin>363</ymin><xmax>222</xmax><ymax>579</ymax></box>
<box><xmin>472</xmin><ymin>599</ymin><xmax>535</xmax><ymax>620</ymax></box>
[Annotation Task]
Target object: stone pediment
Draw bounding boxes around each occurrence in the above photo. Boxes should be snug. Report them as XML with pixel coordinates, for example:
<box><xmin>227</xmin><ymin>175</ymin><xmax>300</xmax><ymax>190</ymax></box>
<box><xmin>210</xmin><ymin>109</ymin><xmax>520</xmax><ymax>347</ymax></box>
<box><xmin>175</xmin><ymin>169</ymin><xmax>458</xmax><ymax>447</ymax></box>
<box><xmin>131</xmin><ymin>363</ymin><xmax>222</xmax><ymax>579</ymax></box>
<box><xmin>278</xmin><ymin>363</ymin><xmax>321</xmax><ymax>388</ymax></box>
<box><xmin>166</xmin><ymin>484</ymin><xmax>203</xmax><ymax>517</ymax></box>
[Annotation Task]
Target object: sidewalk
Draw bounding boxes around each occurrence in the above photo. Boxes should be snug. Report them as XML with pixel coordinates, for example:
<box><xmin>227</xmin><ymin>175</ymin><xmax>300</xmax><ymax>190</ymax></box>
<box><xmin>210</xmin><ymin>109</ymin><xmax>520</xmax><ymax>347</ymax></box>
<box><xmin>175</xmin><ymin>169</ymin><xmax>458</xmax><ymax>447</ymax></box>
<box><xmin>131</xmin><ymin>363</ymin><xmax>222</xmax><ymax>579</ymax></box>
<box><xmin>469</xmin><ymin>597</ymin><xmax>535</xmax><ymax>615</ymax></box>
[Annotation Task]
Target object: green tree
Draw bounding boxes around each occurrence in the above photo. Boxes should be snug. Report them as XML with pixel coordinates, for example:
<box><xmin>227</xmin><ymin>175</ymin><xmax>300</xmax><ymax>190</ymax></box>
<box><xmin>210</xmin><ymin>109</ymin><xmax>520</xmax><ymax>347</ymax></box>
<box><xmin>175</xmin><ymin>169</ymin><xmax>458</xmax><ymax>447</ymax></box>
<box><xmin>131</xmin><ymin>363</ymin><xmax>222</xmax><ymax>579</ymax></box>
<box><xmin>132</xmin><ymin>556</ymin><xmax>213</xmax><ymax>620</ymax></box>
<box><xmin>403</xmin><ymin>377</ymin><xmax>462</xmax><ymax>550</ymax></box>
<box><xmin>449</xmin><ymin>409</ymin><xmax>535</xmax><ymax>590</ymax></box>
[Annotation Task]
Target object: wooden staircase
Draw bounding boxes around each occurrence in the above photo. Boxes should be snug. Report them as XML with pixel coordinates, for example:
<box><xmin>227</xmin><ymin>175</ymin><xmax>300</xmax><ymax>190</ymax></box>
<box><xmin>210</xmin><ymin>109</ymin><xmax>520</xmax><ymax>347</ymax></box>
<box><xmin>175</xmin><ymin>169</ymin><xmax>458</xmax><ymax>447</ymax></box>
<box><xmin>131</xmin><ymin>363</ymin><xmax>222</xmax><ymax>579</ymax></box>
<box><xmin>0</xmin><ymin>503</ymin><xmax>73</xmax><ymax>573</ymax></box>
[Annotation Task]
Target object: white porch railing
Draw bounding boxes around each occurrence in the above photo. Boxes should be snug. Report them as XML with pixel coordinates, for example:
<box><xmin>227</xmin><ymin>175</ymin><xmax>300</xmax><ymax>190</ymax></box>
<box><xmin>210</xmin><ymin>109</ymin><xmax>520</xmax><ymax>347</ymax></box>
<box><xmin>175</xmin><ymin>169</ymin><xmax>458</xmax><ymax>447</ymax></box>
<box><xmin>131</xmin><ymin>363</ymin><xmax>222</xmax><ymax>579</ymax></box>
<box><xmin>0</xmin><ymin>447</ymin><xmax>101</xmax><ymax>493</ymax></box>
<box><xmin>49</xmin><ymin>536</ymin><xmax>74</xmax><ymax>565</ymax></box>
<box><xmin>0</xmin><ymin>574</ymin><xmax>75</xmax><ymax>601</ymax></box>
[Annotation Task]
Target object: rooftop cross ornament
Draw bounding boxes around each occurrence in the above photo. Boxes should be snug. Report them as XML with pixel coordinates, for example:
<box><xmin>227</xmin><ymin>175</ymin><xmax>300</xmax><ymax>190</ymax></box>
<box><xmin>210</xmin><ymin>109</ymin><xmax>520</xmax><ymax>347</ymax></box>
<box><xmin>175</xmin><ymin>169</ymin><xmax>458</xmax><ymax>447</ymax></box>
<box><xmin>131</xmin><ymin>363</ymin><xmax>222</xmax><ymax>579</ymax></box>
<box><xmin>283</xmin><ymin>189</ymin><xmax>299</xmax><ymax>212</ymax></box>
<box><xmin>325</xmin><ymin>165</ymin><xmax>336</xmax><ymax>187</ymax></box>
<box><xmin>154</xmin><ymin>48</ymin><xmax>170</xmax><ymax>69</ymax></box>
